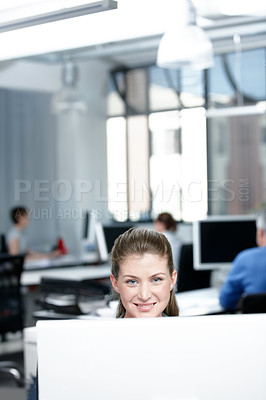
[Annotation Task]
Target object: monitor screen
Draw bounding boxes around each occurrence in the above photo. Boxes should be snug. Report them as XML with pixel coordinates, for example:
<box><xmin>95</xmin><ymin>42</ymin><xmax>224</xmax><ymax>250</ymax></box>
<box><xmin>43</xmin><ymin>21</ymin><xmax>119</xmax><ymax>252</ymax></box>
<box><xmin>193</xmin><ymin>215</ymin><xmax>257</xmax><ymax>270</ymax></box>
<box><xmin>94</xmin><ymin>222</ymin><xmax>109</xmax><ymax>263</ymax></box>
<box><xmin>83</xmin><ymin>210</ymin><xmax>90</xmax><ymax>239</ymax></box>
<box><xmin>103</xmin><ymin>225</ymin><xmax>134</xmax><ymax>253</ymax></box>
<box><xmin>82</xmin><ymin>210</ymin><xmax>97</xmax><ymax>243</ymax></box>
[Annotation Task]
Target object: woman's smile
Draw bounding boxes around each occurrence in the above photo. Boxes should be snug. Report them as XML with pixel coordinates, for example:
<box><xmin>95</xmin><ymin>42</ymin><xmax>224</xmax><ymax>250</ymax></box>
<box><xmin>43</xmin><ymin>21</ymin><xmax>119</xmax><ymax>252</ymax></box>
<box><xmin>133</xmin><ymin>302</ymin><xmax>157</xmax><ymax>312</ymax></box>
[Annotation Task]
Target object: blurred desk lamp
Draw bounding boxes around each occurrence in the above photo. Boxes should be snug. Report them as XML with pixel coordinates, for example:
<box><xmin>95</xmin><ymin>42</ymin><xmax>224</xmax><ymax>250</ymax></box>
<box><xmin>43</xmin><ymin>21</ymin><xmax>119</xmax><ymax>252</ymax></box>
<box><xmin>157</xmin><ymin>0</ymin><xmax>214</xmax><ymax>70</ymax></box>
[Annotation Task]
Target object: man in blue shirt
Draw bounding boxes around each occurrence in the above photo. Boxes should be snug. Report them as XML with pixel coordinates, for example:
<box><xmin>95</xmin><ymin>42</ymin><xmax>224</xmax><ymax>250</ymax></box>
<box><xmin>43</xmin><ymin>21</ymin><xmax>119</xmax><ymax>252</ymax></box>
<box><xmin>219</xmin><ymin>208</ymin><xmax>266</xmax><ymax>310</ymax></box>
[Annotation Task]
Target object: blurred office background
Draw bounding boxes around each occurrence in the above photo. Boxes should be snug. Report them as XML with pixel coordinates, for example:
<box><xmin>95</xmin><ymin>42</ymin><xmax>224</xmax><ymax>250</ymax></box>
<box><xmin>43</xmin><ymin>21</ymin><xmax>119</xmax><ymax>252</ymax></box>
<box><xmin>0</xmin><ymin>0</ymin><xmax>265</xmax><ymax>252</ymax></box>
<box><xmin>0</xmin><ymin>2</ymin><xmax>266</xmax><ymax>398</ymax></box>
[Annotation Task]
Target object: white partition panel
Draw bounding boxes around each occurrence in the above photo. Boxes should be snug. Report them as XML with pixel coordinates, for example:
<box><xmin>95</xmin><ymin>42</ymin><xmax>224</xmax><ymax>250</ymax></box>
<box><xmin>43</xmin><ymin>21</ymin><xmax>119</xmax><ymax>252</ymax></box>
<box><xmin>37</xmin><ymin>315</ymin><xmax>266</xmax><ymax>400</ymax></box>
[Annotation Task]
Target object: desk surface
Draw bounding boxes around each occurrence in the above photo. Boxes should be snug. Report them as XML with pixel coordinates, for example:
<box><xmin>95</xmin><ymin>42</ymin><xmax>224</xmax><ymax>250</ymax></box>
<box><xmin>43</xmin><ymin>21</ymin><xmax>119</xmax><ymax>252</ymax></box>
<box><xmin>176</xmin><ymin>287</ymin><xmax>223</xmax><ymax>316</ymax></box>
<box><xmin>21</xmin><ymin>263</ymin><xmax>111</xmax><ymax>286</ymax></box>
<box><xmin>24</xmin><ymin>252</ymin><xmax>99</xmax><ymax>270</ymax></box>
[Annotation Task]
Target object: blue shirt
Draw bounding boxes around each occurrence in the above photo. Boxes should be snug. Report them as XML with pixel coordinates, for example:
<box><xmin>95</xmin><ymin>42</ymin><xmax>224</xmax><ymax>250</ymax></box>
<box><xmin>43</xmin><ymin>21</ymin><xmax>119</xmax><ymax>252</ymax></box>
<box><xmin>219</xmin><ymin>246</ymin><xmax>266</xmax><ymax>310</ymax></box>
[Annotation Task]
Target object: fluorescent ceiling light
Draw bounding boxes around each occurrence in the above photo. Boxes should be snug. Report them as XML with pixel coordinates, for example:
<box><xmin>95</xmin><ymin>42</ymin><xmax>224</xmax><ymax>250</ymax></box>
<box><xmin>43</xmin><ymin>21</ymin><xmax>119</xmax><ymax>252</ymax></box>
<box><xmin>0</xmin><ymin>0</ymin><xmax>117</xmax><ymax>32</ymax></box>
<box><xmin>0</xmin><ymin>0</ymin><xmax>175</xmax><ymax>61</ymax></box>
<box><xmin>0</xmin><ymin>0</ymin><xmax>263</xmax><ymax>63</ymax></box>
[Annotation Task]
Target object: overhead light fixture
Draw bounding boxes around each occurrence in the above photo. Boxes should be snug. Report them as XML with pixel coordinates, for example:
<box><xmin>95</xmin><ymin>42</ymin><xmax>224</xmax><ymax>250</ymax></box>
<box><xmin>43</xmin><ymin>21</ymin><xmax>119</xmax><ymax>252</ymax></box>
<box><xmin>50</xmin><ymin>61</ymin><xmax>88</xmax><ymax>114</ymax></box>
<box><xmin>156</xmin><ymin>0</ymin><xmax>214</xmax><ymax>70</ymax></box>
<box><xmin>0</xmin><ymin>0</ymin><xmax>117</xmax><ymax>33</ymax></box>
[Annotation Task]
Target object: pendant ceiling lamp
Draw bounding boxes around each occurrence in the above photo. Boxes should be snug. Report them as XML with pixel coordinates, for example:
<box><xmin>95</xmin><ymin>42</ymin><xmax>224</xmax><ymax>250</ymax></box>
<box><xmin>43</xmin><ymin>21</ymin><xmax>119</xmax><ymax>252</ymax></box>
<box><xmin>51</xmin><ymin>61</ymin><xmax>88</xmax><ymax>114</ymax></box>
<box><xmin>157</xmin><ymin>0</ymin><xmax>214</xmax><ymax>70</ymax></box>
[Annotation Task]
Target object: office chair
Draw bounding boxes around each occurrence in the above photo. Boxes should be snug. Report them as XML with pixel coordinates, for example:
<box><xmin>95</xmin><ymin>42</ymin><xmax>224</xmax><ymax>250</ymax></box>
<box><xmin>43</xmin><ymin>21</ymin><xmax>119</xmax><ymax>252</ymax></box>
<box><xmin>176</xmin><ymin>244</ymin><xmax>211</xmax><ymax>292</ymax></box>
<box><xmin>0</xmin><ymin>254</ymin><xmax>25</xmax><ymax>386</ymax></box>
<box><xmin>241</xmin><ymin>293</ymin><xmax>266</xmax><ymax>314</ymax></box>
<box><xmin>38</xmin><ymin>276</ymin><xmax>111</xmax><ymax>316</ymax></box>
<box><xmin>0</xmin><ymin>233</ymin><xmax>8</xmax><ymax>253</ymax></box>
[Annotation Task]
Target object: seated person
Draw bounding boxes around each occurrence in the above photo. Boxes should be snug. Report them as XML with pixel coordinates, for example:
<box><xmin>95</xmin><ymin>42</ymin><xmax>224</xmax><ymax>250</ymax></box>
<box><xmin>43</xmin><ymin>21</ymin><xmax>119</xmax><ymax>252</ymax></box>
<box><xmin>110</xmin><ymin>227</ymin><xmax>178</xmax><ymax>318</ymax></box>
<box><xmin>7</xmin><ymin>206</ymin><xmax>61</xmax><ymax>261</ymax></box>
<box><xmin>154</xmin><ymin>212</ymin><xmax>182</xmax><ymax>268</ymax></box>
<box><xmin>219</xmin><ymin>208</ymin><xmax>266</xmax><ymax>310</ymax></box>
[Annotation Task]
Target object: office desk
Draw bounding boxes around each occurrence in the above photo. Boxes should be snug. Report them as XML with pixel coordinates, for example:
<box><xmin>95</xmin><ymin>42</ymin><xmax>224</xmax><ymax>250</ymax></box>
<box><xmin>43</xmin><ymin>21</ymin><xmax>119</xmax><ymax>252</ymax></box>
<box><xmin>22</xmin><ymin>263</ymin><xmax>111</xmax><ymax>327</ymax></box>
<box><xmin>176</xmin><ymin>287</ymin><xmax>223</xmax><ymax>316</ymax></box>
<box><xmin>24</xmin><ymin>252</ymin><xmax>99</xmax><ymax>271</ymax></box>
<box><xmin>21</xmin><ymin>263</ymin><xmax>111</xmax><ymax>286</ymax></box>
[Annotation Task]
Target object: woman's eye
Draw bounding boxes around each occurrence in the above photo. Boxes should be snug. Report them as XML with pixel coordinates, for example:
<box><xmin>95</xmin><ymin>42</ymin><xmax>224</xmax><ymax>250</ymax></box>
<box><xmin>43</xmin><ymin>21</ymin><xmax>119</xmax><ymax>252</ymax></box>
<box><xmin>152</xmin><ymin>277</ymin><xmax>162</xmax><ymax>283</ymax></box>
<box><xmin>126</xmin><ymin>279</ymin><xmax>137</xmax><ymax>285</ymax></box>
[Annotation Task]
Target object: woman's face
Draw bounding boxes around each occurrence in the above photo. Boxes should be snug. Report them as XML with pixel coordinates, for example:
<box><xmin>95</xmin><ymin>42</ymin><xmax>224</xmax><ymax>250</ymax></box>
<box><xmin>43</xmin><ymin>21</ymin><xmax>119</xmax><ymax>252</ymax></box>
<box><xmin>110</xmin><ymin>253</ymin><xmax>177</xmax><ymax>318</ymax></box>
<box><xmin>154</xmin><ymin>220</ymin><xmax>166</xmax><ymax>233</ymax></box>
<box><xmin>18</xmin><ymin>212</ymin><xmax>29</xmax><ymax>228</ymax></box>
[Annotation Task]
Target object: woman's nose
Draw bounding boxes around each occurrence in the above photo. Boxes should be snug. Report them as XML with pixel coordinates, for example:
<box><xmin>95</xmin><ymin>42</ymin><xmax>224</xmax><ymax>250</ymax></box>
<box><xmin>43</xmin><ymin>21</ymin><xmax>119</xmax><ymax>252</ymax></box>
<box><xmin>138</xmin><ymin>283</ymin><xmax>151</xmax><ymax>301</ymax></box>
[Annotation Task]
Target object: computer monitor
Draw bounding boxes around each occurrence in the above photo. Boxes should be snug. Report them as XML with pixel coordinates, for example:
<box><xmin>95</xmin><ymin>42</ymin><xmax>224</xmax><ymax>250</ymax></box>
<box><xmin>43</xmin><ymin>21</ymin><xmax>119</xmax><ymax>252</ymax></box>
<box><xmin>82</xmin><ymin>210</ymin><xmax>96</xmax><ymax>243</ymax></box>
<box><xmin>103</xmin><ymin>225</ymin><xmax>134</xmax><ymax>253</ymax></box>
<box><xmin>193</xmin><ymin>214</ymin><xmax>257</xmax><ymax>270</ymax></box>
<box><xmin>36</xmin><ymin>315</ymin><xmax>266</xmax><ymax>400</ymax></box>
<box><xmin>94</xmin><ymin>222</ymin><xmax>109</xmax><ymax>263</ymax></box>
<box><xmin>83</xmin><ymin>210</ymin><xmax>90</xmax><ymax>239</ymax></box>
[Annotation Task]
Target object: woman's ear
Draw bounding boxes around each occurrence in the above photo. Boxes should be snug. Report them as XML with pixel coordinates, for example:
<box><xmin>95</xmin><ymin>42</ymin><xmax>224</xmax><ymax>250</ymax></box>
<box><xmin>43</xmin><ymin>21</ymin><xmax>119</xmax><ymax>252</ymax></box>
<box><xmin>256</xmin><ymin>227</ymin><xmax>265</xmax><ymax>247</ymax></box>
<box><xmin>170</xmin><ymin>270</ymin><xmax>177</xmax><ymax>291</ymax></box>
<box><xmin>110</xmin><ymin>274</ymin><xmax>120</xmax><ymax>293</ymax></box>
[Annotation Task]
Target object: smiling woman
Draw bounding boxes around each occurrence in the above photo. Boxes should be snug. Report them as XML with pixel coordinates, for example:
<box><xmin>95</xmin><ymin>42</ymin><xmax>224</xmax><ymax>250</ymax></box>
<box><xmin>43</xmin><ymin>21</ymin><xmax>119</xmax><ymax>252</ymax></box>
<box><xmin>110</xmin><ymin>227</ymin><xmax>178</xmax><ymax>318</ymax></box>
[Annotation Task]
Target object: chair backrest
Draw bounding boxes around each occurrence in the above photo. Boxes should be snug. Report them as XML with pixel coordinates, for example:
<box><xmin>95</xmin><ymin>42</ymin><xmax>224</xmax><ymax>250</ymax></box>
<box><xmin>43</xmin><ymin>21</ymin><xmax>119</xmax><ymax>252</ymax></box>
<box><xmin>0</xmin><ymin>254</ymin><xmax>25</xmax><ymax>337</ymax></box>
<box><xmin>177</xmin><ymin>243</ymin><xmax>211</xmax><ymax>292</ymax></box>
<box><xmin>0</xmin><ymin>233</ymin><xmax>8</xmax><ymax>253</ymax></box>
<box><xmin>242</xmin><ymin>293</ymin><xmax>266</xmax><ymax>314</ymax></box>
<box><xmin>40</xmin><ymin>276</ymin><xmax>111</xmax><ymax>315</ymax></box>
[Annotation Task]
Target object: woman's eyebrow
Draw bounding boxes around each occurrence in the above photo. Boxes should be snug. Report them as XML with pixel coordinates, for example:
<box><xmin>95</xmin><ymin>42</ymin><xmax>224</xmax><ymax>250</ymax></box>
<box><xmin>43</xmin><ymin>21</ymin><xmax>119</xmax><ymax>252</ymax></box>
<box><xmin>122</xmin><ymin>272</ymin><xmax>167</xmax><ymax>278</ymax></box>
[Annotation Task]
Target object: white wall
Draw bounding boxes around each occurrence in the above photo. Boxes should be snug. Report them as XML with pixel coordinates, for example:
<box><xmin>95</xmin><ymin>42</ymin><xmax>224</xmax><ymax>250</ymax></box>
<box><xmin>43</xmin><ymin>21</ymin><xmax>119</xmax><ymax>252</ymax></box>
<box><xmin>0</xmin><ymin>60</ymin><xmax>60</xmax><ymax>92</ymax></box>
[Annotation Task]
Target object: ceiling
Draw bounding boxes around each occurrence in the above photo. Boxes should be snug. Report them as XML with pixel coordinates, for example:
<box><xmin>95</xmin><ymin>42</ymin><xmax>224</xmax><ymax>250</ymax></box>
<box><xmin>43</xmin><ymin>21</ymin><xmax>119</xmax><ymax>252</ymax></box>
<box><xmin>1</xmin><ymin>0</ymin><xmax>266</xmax><ymax>67</ymax></box>
<box><xmin>44</xmin><ymin>15</ymin><xmax>265</xmax><ymax>68</ymax></box>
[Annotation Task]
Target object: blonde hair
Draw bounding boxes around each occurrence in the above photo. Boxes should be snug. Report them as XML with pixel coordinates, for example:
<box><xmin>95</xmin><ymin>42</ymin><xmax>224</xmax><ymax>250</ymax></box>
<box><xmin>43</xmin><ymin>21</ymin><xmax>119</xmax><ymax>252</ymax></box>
<box><xmin>111</xmin><ymin>227</ymin><xmax>179</xmax><ymax>318</ymax></box>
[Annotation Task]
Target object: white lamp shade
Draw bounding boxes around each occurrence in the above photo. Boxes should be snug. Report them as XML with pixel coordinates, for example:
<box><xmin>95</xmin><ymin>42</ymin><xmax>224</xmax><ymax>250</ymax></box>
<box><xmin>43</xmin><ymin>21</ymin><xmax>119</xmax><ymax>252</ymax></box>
<box><xmin>157</xmin><ymin>24</ymin><xmax>214</xmax><ymax>70</ymax></box>
<box><xmin>50</xmin><ymin>61</ymin><xmax>88</xmax><ymax>114</ymax></box>
<box><xmin>50</xmin><ymin>87</ymin><xmax>88</xmax><ymax>114</ymax></box>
